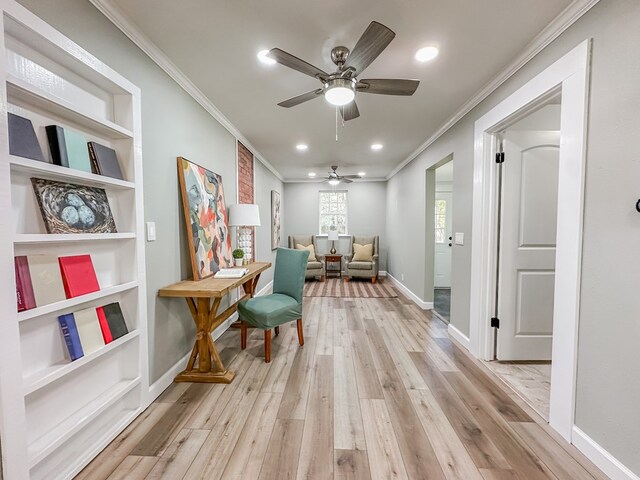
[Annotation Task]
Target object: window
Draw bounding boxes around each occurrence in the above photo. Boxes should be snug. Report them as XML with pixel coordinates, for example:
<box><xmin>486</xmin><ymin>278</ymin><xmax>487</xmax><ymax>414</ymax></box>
<box><xmin>435</xmin><ymin>199</ymin><xmax>447</xmax><ymax>243</ymax></box>
<box><xmin>319</xmin><ymin>190</ymin><xmax>347</xmax><ymax>234</ymax></box>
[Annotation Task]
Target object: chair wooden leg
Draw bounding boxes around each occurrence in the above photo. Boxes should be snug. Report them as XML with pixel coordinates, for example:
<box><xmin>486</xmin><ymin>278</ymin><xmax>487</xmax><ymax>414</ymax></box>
<box><xmin>274</xmin><ymin>326</ymin><xmax>280</xmax><ymax>336</ymax></box>
<box><xmin>240</xmin><ymin>322</ymin><xmax>247</xmax><ymax>350</ymax></box>
<box><xmin>321</xmin><ymin>275</ymin><xmax>326</xmax><ymax>282</ymax></box>
<box><xmin>296</xmin><ymin>319</ymin><xmax>304</xmax><ymax>346</ymax></box>
<box><xmin>345</xmin><ymin>276</ymin><xmax>350</xmax><ymax>282</ymax></box>
<box><xmin>371</xmin><ymin>276</ymin><xmax>377</xmax><ymax>284</ymax></box>
<box><xmin>264</xmin><ymin>330</ymin><xmax>272</xmax><ymax>363</ymax></box>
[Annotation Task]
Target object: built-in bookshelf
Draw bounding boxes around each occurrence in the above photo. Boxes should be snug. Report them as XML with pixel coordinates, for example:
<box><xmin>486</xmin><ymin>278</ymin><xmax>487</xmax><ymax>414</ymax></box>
<box><xmin>0</xmin><ymin>2</ymin><xmax>148</xmax><ymax>479</ymax></box>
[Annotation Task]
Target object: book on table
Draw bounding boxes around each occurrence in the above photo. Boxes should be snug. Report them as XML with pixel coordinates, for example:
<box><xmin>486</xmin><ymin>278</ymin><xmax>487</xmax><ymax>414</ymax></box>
<box><xmin>214</xmin><ymin>268</ymin><xmax>249</xmax><ymax>279</ymax></box>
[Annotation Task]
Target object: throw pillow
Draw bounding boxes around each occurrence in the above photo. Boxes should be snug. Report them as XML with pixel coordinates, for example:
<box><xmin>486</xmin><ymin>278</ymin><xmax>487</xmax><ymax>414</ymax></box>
<box><xmin>295</xmin><ymin>243</ymin><xmax>317</xmax><ymax>262</ymax></box>
<box><xmin>352</xmin><ymin>243</ymin><xmax>373</xmax><ymax>262</ymax></box>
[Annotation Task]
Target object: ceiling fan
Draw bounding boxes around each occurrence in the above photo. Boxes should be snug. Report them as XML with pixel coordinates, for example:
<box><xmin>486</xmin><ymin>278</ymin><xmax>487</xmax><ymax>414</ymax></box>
<box><xmin>324</xmin><ymin>166</ymin><xmax>361</xmax><ymax>185</ymax></box>
<box><xmin>267</xmin><ymin>21</ymin><xmax>420</xmax><ymax>121</ymax></box>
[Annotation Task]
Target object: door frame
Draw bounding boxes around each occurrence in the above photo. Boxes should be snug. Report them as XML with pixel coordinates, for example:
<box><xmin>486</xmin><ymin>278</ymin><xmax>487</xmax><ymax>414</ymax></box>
<box><xmin>469</xmin><ymin>39</ymin><xmax>590</xmax><ymax>441</ymax></box>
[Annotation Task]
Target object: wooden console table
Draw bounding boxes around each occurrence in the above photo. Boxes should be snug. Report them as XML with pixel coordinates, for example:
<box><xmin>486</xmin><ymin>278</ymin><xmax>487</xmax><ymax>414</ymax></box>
<box><xmin>158</xmin><ymin>262</ymin><xmax>271</xmax><ymax>383</ymax></box>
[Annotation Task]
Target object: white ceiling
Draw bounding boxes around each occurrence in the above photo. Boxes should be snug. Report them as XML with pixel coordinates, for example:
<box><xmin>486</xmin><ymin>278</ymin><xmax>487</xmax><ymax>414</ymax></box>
<box><xmin>110</xmin><ymin>0</ymin><xmax>572</xmax><ymax>180</ymax></box>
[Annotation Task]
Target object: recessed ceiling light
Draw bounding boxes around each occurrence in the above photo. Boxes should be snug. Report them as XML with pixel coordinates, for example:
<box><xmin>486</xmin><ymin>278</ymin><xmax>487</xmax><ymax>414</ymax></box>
<box><xmin>358</xmin><ymin>172</ymin><xmax>366</xmax><ymax>177</ymax></box>
<box><xmin>308</xmin><ymin>172</ymin><xmax>316</xmax><ymax>177</ymax></box>
<box><xmin>415</xmin><ymin>46</ymin><xmax>439</xmax><ymax>63</ymax></box>
<box><xmin>257</xmin><ymin>49</ymin><xmax>276</xmax><ymax>65</ymax></box>
<box><xmin>296</xmin><ymin>144</ymin><xmax>308</xmax><ymax>151</ymax></box>
<box><xmin>371</xmin><ymin>143</ymin><xmax>383</xmax><ymax>151</ymax></box>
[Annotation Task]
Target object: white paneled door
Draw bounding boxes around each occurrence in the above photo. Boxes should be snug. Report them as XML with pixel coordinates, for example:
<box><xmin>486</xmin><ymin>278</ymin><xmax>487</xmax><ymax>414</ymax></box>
<box><xmin>497</xmin><ymin>131</ymin><xmax>560</xmax><ymax>360</ymax></box>
<box><xmin>434</xmin><ymin>192</ymin><xmax>452</xmax><ymax>288</ymax></box>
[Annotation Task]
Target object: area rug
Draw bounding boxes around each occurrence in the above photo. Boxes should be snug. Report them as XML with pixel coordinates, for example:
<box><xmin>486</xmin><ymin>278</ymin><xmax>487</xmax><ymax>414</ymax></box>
<box><xmin>304</xmin><ymin>277</ymin><xmax>397</xmax><ymax>298</ymax></box>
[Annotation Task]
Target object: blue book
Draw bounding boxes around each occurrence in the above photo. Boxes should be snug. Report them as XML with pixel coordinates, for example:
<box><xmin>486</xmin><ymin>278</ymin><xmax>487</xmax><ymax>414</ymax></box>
<box><xmin>58</xmin><ymin>313</ymin><xmax>84</xmax><ymax>361</ymax></box>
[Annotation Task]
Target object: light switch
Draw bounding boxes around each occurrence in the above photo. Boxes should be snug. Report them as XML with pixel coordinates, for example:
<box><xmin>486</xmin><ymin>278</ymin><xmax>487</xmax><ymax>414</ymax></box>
<box><xmin>146</xmin><ymin>221</ymin><xmax>156</xmax><ymax>242</ymax></box>
<box><xmin>455</xmin><ymin>232</ymin><xmax>464</xmax><ymax>245</ymax></box>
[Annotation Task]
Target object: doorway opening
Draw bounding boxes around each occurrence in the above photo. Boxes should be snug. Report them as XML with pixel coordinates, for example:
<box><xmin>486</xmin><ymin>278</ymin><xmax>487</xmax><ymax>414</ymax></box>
<box><xmin>469</xmin><ymin>40</ymin><xmax>590</xmax><ymax>441</ymax></box>
<box><xmin>433</xmin><ymin>161</ymin><xmax>453</xmax><ymax>323</ymax></box>
<box><xmin>483</xmin><ymin>96</ymin><xmax>561</xmax><ymax>420</ymax></box>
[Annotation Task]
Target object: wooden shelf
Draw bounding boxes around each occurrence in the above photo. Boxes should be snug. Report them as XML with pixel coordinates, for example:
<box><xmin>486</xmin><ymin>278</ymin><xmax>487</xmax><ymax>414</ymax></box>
<box><xmin>10</xmin><ymin>155</ymin><xmax>135</xmax><ymax>190</ymax></box>
<box><xmin>28</xmin><ymin>377</ymin><xmax>140</xmax><ymax>467</ymax></box>
<box><xmin>14</xmin><ymin>232</ymin><xmax>136</xmax><ymax>245</ymax></box>
<box><xmin>6</xmin><ymin>75</ymin><xmax>133</xmax><ymax>140</ymax></box>
<box><xmin>23</xmin><ymin>331</ymin><xmax>140</xmax><ymax>396</ymax></box>
<box><xmin>17</xmin><ymin>281</ymin><xmax>139</xmax><ymax>322</ymax></box>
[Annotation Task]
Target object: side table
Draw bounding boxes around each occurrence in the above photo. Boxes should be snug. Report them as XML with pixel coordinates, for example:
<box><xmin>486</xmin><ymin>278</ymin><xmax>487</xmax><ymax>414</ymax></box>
<box><xmin>325</xmin><ymin>254</ymin><xmax>343</xmax><ymax>279</ymax></box>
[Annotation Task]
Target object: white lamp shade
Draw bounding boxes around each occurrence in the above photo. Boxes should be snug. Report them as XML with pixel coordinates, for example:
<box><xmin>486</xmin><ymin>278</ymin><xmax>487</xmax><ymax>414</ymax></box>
<box><xmin>327</xmin><ymin>230</ymin><xmax>339</xmax><ymax>241</ymax></box>
<box><xmin>229</xmin><ymin>204</ymin><xmax>261</xmax><ymax>226</ymax></box>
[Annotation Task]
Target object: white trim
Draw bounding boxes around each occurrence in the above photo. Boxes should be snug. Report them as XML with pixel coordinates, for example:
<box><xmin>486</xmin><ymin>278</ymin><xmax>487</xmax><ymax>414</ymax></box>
<box><xmin>283</xmin><ymin>177</ymin><xmax>387</xmax><ymax>183</ymax></box>
<box><xmin>386</xmin><ymin>273</ymin><xmax>433</xmax><ymax>310</ymax></box>
<box><xmin>448</xmin><ymin>324</ymin><xmax>471</xmax><ymax>350</ymax></box>
<box><xmin>88</xmin><ymin>0</ymin><xmax>283</xmax><ymax>182</ymax></box>
<box><xmin>469</xmin><ymin>39</ymin><xmax>591</xmax><ymax>442</ymax></box>
<box><xmin>572</xmin><ymin>427</ymin><xmax>640</xmax><ymax>480</ymax></box>
<box><xmin>255</xmin><ymin>280</ymin><xmax>274</xmax><ymax>297</ymax></box>
<box><xmin>386</xmin><ymin>0</ymin><xmax>601</xmax><ymax>180</ymax></box>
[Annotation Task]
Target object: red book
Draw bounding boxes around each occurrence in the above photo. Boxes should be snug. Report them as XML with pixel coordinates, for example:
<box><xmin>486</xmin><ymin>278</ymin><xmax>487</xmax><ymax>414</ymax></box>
<box><xmin>58</xmin><ymin>255</ymin><xmax>100</xmax><ymax>298</ymax></box>
<box><xmin>96</xmin><ymin>306</ymin><xmax>113</xmax><ymax>343</ymax></box>
<box><xmin>14</xmin><ymin>256</ymin><xmax>36</xmax><ymax>311</ymax></box>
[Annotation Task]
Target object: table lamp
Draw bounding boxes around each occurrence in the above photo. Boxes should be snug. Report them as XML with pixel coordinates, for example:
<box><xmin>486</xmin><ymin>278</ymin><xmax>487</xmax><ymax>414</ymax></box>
<box><xmin>328</xmin><ymin>229</ymin><xmax>339</xmax><ymax>254</ymax></box>
<box><xmin>229</xmin><ymin>204</ymin><xmax>261</xmax><ymax>263</ymax></box>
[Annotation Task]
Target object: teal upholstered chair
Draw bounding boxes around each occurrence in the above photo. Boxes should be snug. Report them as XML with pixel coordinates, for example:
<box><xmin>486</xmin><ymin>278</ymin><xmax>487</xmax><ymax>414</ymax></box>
<box><xmin>238</xmin><ymin>247</ymin><xmax>308</xmax><ymax>362</ymax></box>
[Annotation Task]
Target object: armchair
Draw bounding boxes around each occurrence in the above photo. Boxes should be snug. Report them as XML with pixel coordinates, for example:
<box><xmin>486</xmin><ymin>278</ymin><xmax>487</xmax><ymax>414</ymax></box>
<box><xmin>344</xmin><ymin>235</ymin><xmax>379</xmax><ymax>283</ymax></box>
<box><xmin>288</xmin><ymin>235</ymin><xmax>325</xmax><ymax>281</ymax></box>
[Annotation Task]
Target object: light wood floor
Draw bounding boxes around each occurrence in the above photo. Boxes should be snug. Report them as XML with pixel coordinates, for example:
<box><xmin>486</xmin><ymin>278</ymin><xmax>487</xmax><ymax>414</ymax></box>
<box><xmin>484</xmin><ymin>361</ymin><xmax>552</xmax><ymax>420</ymax></box>
<box><xmin>77</xmin><ymin>295</ymin><xmax>607</xmax><ymax>480</ymax></box>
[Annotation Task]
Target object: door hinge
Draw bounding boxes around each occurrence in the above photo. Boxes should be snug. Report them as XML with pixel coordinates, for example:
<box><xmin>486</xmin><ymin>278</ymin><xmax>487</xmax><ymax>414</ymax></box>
<box><xmin>495</xmin><ymin>152</ymin><xmax>505</xmax><ymax>164</ymax></box>
<box><xmin>490</xmin><ymin>317</ymin><xmax>500</xmax><ymax>328</ymax></box>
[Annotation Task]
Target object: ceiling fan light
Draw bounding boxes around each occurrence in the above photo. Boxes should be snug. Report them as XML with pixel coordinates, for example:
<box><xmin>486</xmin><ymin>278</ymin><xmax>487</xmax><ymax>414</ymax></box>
<box><xmin>324</xmin><ymin>78</ymin><xmax>356</xmax><ymax>106</ymax></box>
<box><xmin>328</xmin><ymin>179</ymin><xmax>341</xmax><ymax>186</ymax></box>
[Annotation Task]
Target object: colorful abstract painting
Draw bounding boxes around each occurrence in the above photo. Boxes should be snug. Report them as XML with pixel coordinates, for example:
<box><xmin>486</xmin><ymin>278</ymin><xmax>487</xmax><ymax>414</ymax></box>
<box><xmin>271</xmin><ymin>190</ymin><xmax>281</xmax><ymax>250</ymax></box>
<box><xmin>31</xmin><ymin>178</ymin><xmax>117</xmax><ymax>234</ymax></box>
<box><xmin>177</xmin><ymin>157</ymin><xmax>232</xmax><ymax>279</ymax></box>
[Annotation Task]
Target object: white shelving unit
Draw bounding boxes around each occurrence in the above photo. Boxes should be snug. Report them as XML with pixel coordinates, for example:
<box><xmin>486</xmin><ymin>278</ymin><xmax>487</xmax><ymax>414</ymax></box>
<box><xmin>0</xmin><ymin>1</ymin><xmax>148</xmax><ymax>479</ymax></box>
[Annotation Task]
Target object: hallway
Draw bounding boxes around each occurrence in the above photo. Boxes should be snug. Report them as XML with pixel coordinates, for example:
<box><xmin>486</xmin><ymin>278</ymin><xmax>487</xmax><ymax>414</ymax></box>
<box><xmin>77</xmin><ymin>295</ymin><xmax>606</xmax><ymax>479</ymax></box>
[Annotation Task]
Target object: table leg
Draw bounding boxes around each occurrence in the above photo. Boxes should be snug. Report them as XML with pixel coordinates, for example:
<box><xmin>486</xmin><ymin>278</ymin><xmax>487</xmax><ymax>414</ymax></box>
<box><xmin>175</xmin><ymin>297</ymin><xmax>235</xmax><ymax>383</ymax></box>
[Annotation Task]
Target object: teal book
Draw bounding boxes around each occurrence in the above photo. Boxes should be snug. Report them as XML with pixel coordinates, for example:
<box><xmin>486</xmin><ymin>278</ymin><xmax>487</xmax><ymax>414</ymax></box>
<box><xmin>46</xmin><ymin>125</ymin><xmax>92</xmax><ymax>173</ymax></box>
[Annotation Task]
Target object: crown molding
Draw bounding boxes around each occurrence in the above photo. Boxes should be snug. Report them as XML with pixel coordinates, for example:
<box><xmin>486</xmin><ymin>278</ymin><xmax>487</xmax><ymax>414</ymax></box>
<box><xmin>385</xmin><ymin>0</ymin><xmax>601</xmax><ymax>180</ymax></box>
<box><xmin>282</xmin><ymin>177</ymin><xmax>387</xmax><ymax>184</ymax></box>
<box><xmin>89</xmin><ymin>0</ymin><xmax>284</xmax><ymax>182</ymax></box>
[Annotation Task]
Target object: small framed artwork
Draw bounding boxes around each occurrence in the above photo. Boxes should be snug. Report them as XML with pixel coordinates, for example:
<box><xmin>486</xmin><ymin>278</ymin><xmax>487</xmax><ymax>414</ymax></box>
<box><xmin>31</xmin><ymin>178</ymin><xmax>117</xmax><ymax>234</ymax></box>
<box><xmin>177</xmin><ymin>156</ymin><xmax>233</xmax><ymax>280</ymax></box>
<box><xmin>271</xmin><ymin>190</ymin><xmax>281</xmax><ymax>250</ymax></box>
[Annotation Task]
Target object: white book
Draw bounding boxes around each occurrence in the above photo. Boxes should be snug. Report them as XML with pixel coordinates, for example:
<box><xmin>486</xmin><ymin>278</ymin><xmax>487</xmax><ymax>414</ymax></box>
<box><xmin>214</xmin><ymin>268</ymin><xmax>249</xmax><ymax>279</ymax></box>
<box><xmin>74</xmin><ymin>307</ymin><xmax>105</xmax><ymax>355</ymax></box>
<box><xmin>27</xmin><ymin>254</ymin><xmax>66</xmax><ymax>307</ymax></box>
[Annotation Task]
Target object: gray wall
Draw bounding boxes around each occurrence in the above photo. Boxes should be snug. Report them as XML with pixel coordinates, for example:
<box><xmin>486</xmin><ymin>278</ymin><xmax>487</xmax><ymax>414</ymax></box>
<box><xmin>386</xmin><ymin>0</ymin><xmax>640</xmax><ymax>473</ymax></box>
<box><xmin>17</xmin><ymin>0</ymin><xmax>283</xmax><ymax>384</ymax></box>
<box><xmin>283</xmin><ymin>181</ymin><xmax>387</xmax><ymax>271</ymax></box>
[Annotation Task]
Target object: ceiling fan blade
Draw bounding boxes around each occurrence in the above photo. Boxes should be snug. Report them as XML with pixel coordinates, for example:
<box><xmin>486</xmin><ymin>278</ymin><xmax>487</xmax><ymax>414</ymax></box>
<box><xmin>268</xmin><ymin>48</ymin><xmax>329</xmax><ymax>81</ymax></box>
<box><xmin>342</xmin><ymin>21</ymin><xmax>395</xmax><ymax>75</ymax></box>
<box><xmin>341</xmin><ymin>177</ymin><xmax>353</xmax><ymax>183</ymax></box>
<box><xmin>342</xmin><ymin>175</ymin><xmax>361</xmax><ymax>179</ymax></box>
<box><xmin>339</xmin><ymin>101</ymin><xmax>360</xmax><ymax>121</ymax></box>
<box><xmin>277</xmin><ymin>89</ymin><xmax>323</xmax><ymax>108</ymax></box>
<box><xmin>357</xmin><ymin>79</ymin><xmax>420</xmax><ymax>95</ymax></box>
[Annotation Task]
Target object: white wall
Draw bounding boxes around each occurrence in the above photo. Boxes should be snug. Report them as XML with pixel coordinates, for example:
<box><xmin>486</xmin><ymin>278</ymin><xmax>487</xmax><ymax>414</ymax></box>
<box><xmin>283</xmin><ymin>181</ymin><xmax>387</xmax><ymax>271</ymax></box>
<box><xmin>17</xmin><ymin>0</ymin><xmax>284</xmax><ymax>384</ymax></box>
<box><xmin>387</xmin><ymin>0</ymin><xmax>640</xmax><ymax>474</ymax></box>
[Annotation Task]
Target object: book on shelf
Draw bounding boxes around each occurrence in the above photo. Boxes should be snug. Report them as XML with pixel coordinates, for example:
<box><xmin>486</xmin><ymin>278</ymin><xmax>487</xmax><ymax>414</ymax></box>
<box><xmin>96</xmin><ymin>306</ymin><xmax>113</xmax><ymax>344</ymax></box>
<box><xmin>45</xmin><ymin>125</ymin><xmax>92</xmax><ymax>173</ymax></box>
<box><xmin>27</xmin><ymin>254</ymin><xmax>66</xmax><ymax>307</ymax></box>
<box><xmin>102</xmin><ymin>302</ymin><xmax>128</xmax><ymax>340</ymax></box>
<box><xmin>214</xmin><ymin>268</ymin><xmax>249</xmax><ymax>279</ymax></box>
<box><xmin>58</xmin><ymin>313</ymin><xmax>84</xmax><ymax>361</ymax></box>
<box><xmin>8</xmin><ymin>113</ymin><xmax>45</xmax><ymax>163</ymax></box>
<box><xmin>88</xmin><ymin>141</ymin><xmax>124</xmax><ymax>180</ymax></box>
<box><xmin>59</xmin><ymin>254</ymin><xmax>100</xmax><ymax>298</ymax></box>
<box><xmin>74</xmin><ymin>307</ymin><xmax>105</xmax><ymax>356</ymax></box>
<box><xmin>14</xmin><ymin>256</ymin><xmax>36</xmax><ymax>312</ymax></box>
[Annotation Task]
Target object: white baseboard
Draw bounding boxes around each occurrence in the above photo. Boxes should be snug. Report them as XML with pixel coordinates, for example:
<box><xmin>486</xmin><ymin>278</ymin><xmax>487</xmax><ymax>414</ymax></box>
<box><xmin>147</xmin><ymin>282</ymin><xmax>273</xmax><ymax>402</ymax></box>
<box><xmin>379</xmin><ymin>270</ymin><xmax>388</xmax><ymax>277</ymax></box>
<box><xmin>572</xmin><ymin>426</ymin><xmax>639</xmax><ymax>480</ymax></box>
<box><xmin>386</xmin><ymin>273</ymin><xmax>433</xmax><ymax>310</ymax></box>
<box><xmin>448</xmin><ymin>324</ymin><xmax>471</xmax><ymax>350</ymax></box>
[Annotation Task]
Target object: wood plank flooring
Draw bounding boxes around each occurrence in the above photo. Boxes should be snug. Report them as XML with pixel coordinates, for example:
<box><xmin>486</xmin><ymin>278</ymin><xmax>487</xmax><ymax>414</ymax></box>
<box><xmin>77</xmin><ymin>295</ymin><xmax>607</xmax><ymax>480</ymax></box>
